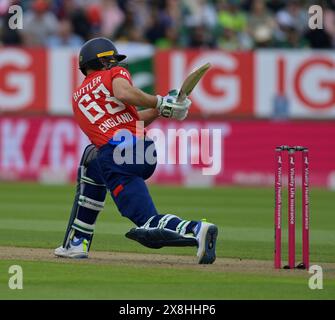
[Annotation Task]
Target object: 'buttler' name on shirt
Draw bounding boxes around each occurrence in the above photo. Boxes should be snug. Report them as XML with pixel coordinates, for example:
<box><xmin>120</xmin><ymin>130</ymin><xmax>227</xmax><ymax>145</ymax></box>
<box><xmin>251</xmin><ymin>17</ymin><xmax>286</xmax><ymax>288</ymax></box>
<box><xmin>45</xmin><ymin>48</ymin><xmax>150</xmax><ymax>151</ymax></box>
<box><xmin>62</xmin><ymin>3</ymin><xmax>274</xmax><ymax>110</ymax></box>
<box><xmin>73</xmin><ymin>76</ymin><xmax>102</xmax><ymax>102</ymax></box>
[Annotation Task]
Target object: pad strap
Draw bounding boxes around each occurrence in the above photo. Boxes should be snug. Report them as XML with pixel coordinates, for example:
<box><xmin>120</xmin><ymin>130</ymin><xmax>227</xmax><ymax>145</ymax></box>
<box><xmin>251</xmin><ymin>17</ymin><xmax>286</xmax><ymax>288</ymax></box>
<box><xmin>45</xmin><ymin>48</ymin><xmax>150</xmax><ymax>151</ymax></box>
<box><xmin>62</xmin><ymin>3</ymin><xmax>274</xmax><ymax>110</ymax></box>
<box><xmin>141</xmin><ymin>216</ymin><xmax>156</xmax><ymax>230</ymax></box>
<box><xmin>157</xmin><ymin>214</ymin><xmax>178</xmax><ymax>229</ymax></box>
<box><xmin>81</xmin><ymin>175</ymin><xmax>105</xmax><ymax>187</ymax></box>
<box><xmin>176</xmin><ymin>220</ymin><xmax>191</xmax><ymax>236</ymax></box>
<box><xmin>78</xmin><ymin>195</ymin><xmax>105</xmax><ymax>211</ymax></box>
<box><xmin>72</xmin><ymin>218</ymin><xmax>95</xmax><ymax>235</ymax></box>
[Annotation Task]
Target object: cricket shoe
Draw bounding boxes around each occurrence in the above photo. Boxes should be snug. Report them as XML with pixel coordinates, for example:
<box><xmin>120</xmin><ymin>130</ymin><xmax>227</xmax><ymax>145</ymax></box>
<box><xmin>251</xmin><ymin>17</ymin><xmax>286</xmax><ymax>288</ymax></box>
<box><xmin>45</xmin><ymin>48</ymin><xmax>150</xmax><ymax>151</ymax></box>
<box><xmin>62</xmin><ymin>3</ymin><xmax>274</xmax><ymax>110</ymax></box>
<box><xmin>194</xmin><ymin>220</ymin><xmax>218</xmax><ymax>264</ymax></box>
<box><xmin>54</xmin><ymin>237</ymin><xmax>89</xmax><ymax>259</ymax></box>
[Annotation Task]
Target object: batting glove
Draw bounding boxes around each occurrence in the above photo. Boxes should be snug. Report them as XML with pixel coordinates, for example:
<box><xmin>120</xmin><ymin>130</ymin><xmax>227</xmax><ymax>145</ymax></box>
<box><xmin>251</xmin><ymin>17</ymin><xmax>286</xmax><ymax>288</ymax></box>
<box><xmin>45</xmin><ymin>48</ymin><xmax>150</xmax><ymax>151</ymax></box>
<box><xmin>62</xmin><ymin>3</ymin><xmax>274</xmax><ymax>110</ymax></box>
<box><xmin>156</xmin><ymin>90</ymin><xmax>192</xmax><ymax>121</ymax></box>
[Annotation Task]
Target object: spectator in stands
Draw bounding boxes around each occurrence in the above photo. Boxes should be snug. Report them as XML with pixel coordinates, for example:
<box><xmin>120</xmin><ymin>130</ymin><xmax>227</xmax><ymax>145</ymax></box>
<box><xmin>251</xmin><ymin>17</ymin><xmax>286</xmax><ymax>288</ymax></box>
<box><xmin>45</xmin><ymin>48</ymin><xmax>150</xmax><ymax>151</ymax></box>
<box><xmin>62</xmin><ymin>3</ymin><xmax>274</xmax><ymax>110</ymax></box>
<box><xmin>145</xmin><ymin>5</ymin><xmax>171</xmax><ymax>45</ymax></box>
<box><xmin>60</xmin><ymin>0</ymin><xmax>92</xmax><ymax>41</ymax></box>
<box><xmin>99</xmin><ymin>0</ymin><xmax>125</xmax><ymax>38</ymax></box>
<box><xmin>276</xmin><ymin>26</ymin><xmax>308</xmax><ymax>48</ymax></box>
<box><xmin>265</xmin><ymin>0</ymin><xmax>286</xmax><ymax>13</ymax></box>
<box><xmin>153</xmin><ymin>0</ymin><xmax>183</xmax><ymax>47</ymax></box>
<box><xmin>276</xmin><ymin>0</ymin><xmax>308</xmax><ymax>35</ymax></box>
<box><xmin>247</xmin><ymin>0</ymin><xmax>276</xmax><ymax>47</ymax></box>
<box><xmin>156</xmin><ymin>25</ymin><xmax>180</xmax><ymax>48</ymax></box>
<box><xmin>21</xmin><ymin>0</ymin><xmax>59</xmax><ymax>46</ymax></box>
<box><xmin>124</xmin><ymin>0</ymin><xmax>151</xmax><ymax>34</ymax></box>
<box><xmin>162</xmin><ymin>0</ymin><xmax>182</xmax><ymax>30</ymax></box>
<box><xmin>75</xmin><ymin>0</ymin><xmax>125</xmax><ymax>39</ymax></box>
<box><xmin>86</xmin><ymin>3</ymin><xmax>102</xmax><ymax>37</ymax></box>
<box><xmin>188</xmin><ymin>24</ymin><xmax>216</xmax><ymax>48</ymax></box>
<box><xmin>182</xmin><ymin>0</ymin><xmax>217</xmax><ymax>30</ymax></box>
<box><xmin>217</xmin><ymin>0</ymin><xmax>247</xmax><ymax>33</ymax></box>
<box><xmin>218</xmin><ymin>27</ymin><xmax>243</xmax><ymax>50</ymax></box>
<box><xmin>216</xmin><ymin>0</ymin><xmax>251</xmax><ymax>49</ymax></box>
<box><xmin>114</xmin><ymin>6</ymin><xmax>145</xmax><ymax>42</ymax></box>
<box><xmin>47</xmin><ymin>18</ymin><xmax>84</xmax><ymax>47</ymax></box>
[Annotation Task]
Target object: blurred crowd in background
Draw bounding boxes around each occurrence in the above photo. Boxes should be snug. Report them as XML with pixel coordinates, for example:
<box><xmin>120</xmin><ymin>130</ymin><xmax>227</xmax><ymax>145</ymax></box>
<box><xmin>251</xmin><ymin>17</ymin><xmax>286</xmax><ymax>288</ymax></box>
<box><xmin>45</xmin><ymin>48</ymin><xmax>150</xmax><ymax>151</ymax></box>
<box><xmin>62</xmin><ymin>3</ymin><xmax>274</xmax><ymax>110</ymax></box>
<box><xmin>0</xmin><ymin>0</ymin><xmax>335</xmax><ymax>49</ymax></box>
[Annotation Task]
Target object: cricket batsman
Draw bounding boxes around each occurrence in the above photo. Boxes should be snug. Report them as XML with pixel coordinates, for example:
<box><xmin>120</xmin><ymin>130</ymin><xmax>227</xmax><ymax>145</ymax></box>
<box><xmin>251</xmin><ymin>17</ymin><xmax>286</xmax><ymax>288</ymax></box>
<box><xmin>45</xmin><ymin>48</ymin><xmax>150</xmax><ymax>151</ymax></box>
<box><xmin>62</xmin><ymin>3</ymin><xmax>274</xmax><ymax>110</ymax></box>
<box><xmin>54</xmin><ymin>37</ymin><xmax>218</xmax><ymax>264</ymax></box>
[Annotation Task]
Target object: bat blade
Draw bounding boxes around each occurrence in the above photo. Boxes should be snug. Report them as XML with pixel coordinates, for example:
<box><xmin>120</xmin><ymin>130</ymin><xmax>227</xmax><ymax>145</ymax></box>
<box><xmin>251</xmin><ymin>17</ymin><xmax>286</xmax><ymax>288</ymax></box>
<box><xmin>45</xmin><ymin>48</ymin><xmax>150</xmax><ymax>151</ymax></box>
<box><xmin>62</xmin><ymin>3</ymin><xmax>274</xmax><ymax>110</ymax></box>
<box><xmin>177</xmin><ymin>63</ymin><xmax>211</xmax><ymax>102</ymax></box>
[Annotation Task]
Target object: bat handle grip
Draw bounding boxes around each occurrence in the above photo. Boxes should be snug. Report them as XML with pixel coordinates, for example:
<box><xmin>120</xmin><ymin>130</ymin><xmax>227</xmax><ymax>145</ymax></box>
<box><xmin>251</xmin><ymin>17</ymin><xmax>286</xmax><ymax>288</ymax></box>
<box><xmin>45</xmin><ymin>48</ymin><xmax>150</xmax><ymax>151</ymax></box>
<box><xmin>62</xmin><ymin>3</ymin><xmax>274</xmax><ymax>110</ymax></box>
<box><xmin>176</xmin><ymin>93</ymin><xmax>187</xmax><ymax>103</ymax></box>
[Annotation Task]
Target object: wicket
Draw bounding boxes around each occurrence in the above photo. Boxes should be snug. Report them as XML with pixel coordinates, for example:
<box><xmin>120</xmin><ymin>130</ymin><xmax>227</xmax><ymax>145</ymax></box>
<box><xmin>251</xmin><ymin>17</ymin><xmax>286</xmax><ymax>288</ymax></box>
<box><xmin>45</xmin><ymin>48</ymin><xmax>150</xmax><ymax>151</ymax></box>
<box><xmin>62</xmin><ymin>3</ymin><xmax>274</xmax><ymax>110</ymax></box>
<box><xmin>274</xmin><ymin>145</ymin><xmax>310</xmax><ymax>269</ymax></box>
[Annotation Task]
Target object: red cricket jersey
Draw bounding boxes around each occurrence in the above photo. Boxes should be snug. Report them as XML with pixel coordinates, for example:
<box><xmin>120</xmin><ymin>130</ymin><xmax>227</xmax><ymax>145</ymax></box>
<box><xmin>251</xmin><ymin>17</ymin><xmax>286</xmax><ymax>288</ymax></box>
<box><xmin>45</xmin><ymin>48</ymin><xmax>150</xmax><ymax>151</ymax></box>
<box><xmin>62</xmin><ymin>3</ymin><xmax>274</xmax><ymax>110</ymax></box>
<box><xmin>72</xmin><ymin>67</ymin><xmax>142</xmax><ymax>148</ymax></box>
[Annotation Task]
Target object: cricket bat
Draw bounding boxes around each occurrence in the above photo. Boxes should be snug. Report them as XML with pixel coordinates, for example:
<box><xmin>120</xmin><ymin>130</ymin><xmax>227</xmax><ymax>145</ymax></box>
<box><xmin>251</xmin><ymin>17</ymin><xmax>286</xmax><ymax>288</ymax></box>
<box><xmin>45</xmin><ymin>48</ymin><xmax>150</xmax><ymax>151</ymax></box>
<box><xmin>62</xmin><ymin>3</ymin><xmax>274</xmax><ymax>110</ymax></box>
<box><xmin>177</xmin><ymin>63</ymin><xmax>211</xmax><ymax>102</ymax></box>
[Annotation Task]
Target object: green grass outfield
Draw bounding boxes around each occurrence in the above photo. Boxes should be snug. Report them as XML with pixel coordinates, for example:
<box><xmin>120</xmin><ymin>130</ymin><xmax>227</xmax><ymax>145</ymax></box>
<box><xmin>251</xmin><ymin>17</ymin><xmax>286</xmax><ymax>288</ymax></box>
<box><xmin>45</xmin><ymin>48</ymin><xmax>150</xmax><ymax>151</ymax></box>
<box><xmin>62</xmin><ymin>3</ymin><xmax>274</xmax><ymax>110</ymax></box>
<box><xmin>0</xmin><ymin>182</ymin><xmax>334</xmax><ymax>299</ymax></box>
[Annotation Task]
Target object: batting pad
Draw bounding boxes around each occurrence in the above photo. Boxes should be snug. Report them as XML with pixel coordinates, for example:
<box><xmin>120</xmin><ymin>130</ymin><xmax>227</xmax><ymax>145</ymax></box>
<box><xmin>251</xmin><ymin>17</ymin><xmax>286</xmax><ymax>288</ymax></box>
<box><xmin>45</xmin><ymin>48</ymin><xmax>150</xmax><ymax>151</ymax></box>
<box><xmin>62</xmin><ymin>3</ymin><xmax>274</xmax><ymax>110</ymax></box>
<box><xmin>125</xmin><ymin>228</ymin><xmax>198</xmax><ymax>249</ymax></box>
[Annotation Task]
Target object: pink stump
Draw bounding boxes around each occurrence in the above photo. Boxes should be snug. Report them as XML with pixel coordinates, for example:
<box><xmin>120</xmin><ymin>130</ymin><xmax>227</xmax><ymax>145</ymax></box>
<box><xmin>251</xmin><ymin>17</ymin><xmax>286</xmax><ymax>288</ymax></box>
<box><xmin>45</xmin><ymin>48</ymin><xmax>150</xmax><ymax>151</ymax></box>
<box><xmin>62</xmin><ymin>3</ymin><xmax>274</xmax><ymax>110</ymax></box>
<box><xmin>274</xmin><ymin>147</ymin><xmax>282</xmax><ymax>269</ymax></box>
<box><xmin>302</xmin><ymin>149</ymin><xmax>310</xmax><ymax>269</ymax></box>
<box><xmin>288</xmin><ymin>148</ymin><xmax>296</xmax><ymax>269</ymax></box>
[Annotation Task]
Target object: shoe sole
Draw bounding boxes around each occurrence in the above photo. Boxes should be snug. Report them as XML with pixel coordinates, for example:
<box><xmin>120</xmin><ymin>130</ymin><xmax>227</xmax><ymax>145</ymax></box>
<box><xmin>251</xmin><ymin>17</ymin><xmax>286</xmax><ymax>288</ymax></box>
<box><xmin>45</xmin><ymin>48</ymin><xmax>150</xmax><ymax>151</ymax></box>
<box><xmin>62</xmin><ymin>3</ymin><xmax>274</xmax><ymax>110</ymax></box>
<box><xmin>54</xmin><ymin>251</ymin><xmax>88</xmax><ymax>259</ymax></box>
<box><xmin>198</xmin><ymin>225</ymin><xmax>218</xmax><ymax>264</ymax></box>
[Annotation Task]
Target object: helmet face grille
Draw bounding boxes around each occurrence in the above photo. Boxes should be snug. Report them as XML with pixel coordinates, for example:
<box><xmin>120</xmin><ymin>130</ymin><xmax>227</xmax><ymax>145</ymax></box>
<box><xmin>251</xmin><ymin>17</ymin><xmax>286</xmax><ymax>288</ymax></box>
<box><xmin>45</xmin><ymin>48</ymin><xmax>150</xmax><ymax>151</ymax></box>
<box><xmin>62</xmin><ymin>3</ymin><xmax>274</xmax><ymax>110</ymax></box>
<box><xmin>79</xmin><ymin>56</ymin><xmax>125</xmax><ymax>76</ymax></box>
<box><xmin>99</xmin><ymin>57</ymin><xmax>120</xmax><ymax>70</ymax></box>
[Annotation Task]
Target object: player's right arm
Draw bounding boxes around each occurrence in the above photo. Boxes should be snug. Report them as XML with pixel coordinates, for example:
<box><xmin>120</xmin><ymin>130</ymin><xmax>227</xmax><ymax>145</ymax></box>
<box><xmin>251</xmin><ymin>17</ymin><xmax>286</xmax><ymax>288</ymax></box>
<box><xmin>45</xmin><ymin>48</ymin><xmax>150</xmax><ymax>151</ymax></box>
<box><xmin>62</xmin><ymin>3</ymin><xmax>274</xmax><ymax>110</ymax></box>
<box><xmin>113</xmin><ymin>78</ymin><xmax>157</xmax><ymax>109</ymax></box>
<box><xmin>138</xmin><ymin>109</ymin><xmax>160</xmax><ymax>127</ymax></box>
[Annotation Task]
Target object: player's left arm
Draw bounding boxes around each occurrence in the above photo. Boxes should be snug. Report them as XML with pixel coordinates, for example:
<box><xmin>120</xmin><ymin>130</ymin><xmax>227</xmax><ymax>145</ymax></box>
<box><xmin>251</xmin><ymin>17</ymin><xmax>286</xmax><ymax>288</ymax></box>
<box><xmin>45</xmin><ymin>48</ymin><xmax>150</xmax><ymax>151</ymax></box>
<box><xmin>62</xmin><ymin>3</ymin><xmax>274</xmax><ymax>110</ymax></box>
<box><xmin>112</xmin><ymin>69</ymin><xmax>191</xmax><ymax>121</ymax></box>
<box><xmin>138</xmin><ymin>109</ymin><xmax>160</xmax><ymax>127</ymax></box>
